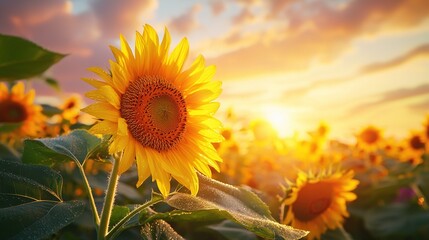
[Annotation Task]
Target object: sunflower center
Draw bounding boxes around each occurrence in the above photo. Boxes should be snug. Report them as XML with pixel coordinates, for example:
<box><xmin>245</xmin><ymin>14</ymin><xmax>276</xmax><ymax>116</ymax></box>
<box><xmin>120</xmin><ymin>75</ymin><xmax>187</xmax><ymax>152</ymax></box>
<box><xmin>361</xmin><ymin>129</ymin><xmax>379</xmax><ymax>144</ymax></box>
<box><xmin>292</xmin><ymin>182</ymin><xmax>333</xmax><ymax>221</ymax></box>
<box><xmin>409</xmin><ymin>136</ymin><xmax>425</xmax><ymax>150</ymax></box>
<box><xmin>0</xmin><ymin>99</ymin><xmax>28</xmax><ymax>123</ymax></box>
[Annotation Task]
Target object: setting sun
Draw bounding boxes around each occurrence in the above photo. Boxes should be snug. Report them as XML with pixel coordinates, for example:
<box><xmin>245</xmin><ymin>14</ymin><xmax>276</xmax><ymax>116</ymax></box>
<box><xmin>262</xmin><ymin>106</ymin><xmax>294</xmax><ymax>138</ymax></box>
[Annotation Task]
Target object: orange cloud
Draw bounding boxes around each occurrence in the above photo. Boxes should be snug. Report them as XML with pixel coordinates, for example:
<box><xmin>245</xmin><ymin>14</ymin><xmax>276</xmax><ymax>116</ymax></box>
<box><xmin>168</xmin><ymin>4</ymin><xmax>202</xmax><ymax>34</ymax></box>
<box><xmin>278</xmin><ymin>43</ymin><xmax>429</xmax><ymax>102</ymax></box>
<box><xmin>91</xmin><ymin>0</ymin><xmax>158</xmax><ymax>38</ymax></box>
<box><xmin>349</xmin><ymin>84</ymin><xmax>429</xmax><ymax>114</ymax></box>
<box><xmin>206</xmin><ymin>0</ymin><xmax>429</xmax><ymax>81</ymax></box>
<box><xmin>210</xmin><ymin>0</ymin><xmax>225</xmax><ymax>16</ymax></box>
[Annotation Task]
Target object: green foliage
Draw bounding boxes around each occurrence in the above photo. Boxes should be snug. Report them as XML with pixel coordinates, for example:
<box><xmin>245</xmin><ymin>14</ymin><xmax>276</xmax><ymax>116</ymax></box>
<box><xmin>364</xmin><ymin>203</ymin><xmax>429</xmax><ymax>239</ymax></box>
<box><xmin>0</xmin><ymin>122</ymin><xmax>23</xmax><ymax>133</ymax></box>
<box><xmin>41</xmin><ymin>104</ymin><xmax>63</xmax><ymax>117</ymax></box>
<box><xmin>141</xmin><ymin>220</ymin><xmax>184</xmax><ymax>240</ymax></box>
<box><xmin>0</xmin><ymin>160</ymin><xmax>85</xmax><ymax>239</ymax></box>
<box><xmin>206</xmin><ymin>220</ymin><xmax>258</xmax><ymax>240</ymax></box>
<box><xmin>22</xmin><ymin>129</ymin><xmax>102</xmax><ymax>166</ymax></box>
<box><xmin>161</xmin><ymin>174</ymin><xmax>308</xmax><ymax>240</ymax></box>
<box><xmin>0</xmin><ymin>142</ymin><xmax>20</xmax><ymax>162</ymax></box>
<box><xmin>0</xmin><ymin>34</ymin><xmax>65</xmax><ymax>82</ymax></box>
<box><xmin>44</xmin><ymin>76</ymin><xmax>61</xmax><ymax>91</ymax></box>
<box><xmin>0</xmin><ymin>160</ymin><xmax>62</xmax><ymax>201</ymax></box>
<box><xmin>110</xmin><ymin>205</ymin><xmax>130</xmax><ymax>228</ymax></box>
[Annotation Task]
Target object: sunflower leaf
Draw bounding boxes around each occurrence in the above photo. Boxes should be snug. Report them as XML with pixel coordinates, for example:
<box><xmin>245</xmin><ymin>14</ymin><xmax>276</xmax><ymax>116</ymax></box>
<box><xmin>0</xmin><ymin>34</ymin><xmax>66</xmax><ymax>82</ymax></box>
<box><xmin>141</xmin><ymin>219</ymin><xmax>185</xmax><ymax>240</ymax></box>
<box><xmin>22</xmin><ymin>129</ymin><xmax>102</xmax><ymax>166</ymax></box>
<box><xmin>0</xmin><ymin>142</ymin><xmax>20</xmax><ymax>162</ymax></box>
<box><xmin>0</xmin><ymin>200</ymin><xmax>85</xmax><ymax>240</ymax></box>
<box><xmin>0</xmin><ymin>160</ymin><xmax>63</xmax><ymax>201</ymax></box>
<box><xmin>41</xmin><ymin>104</ymin><xmax>63</xmax><ymax>117</ymax></box>
<box><xmin>364</xmin><ymin>202</ymin><xmax>429</xmax><ymax>239</ymax></box>
<box><xmin>162</xmin><ymin>174</ymin><xmax>308</xmax><ymax>240</ymax></box>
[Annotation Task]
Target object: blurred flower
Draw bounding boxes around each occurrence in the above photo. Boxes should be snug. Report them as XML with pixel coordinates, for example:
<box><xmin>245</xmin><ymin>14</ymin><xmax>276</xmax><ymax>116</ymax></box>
<box><xmin>281</xmin><ymin>170</ymin><xmax>359</xmax><ymax>240</ymax></box>
<box><xmin>82</xmin><ymin>24</ymin><xmax>223</xmax><ymax>196</ymax></box>
<box><xmin>399</xmin><ymin>132</ymin><xmax>426</xmax><ymax>165</ymax></box>
<box><xmin>356</xmin><ymin>126</ymin><xmax>383</xmax><ymax>152</ymax></box>
<box><xmin>0</xmin><ymin>82</ymin><xmax>44</xmax><ymax>142</ymax></box>
<box><xmin>60</xmin><ymin>94</ymin><xmax>82</xmax><ymax>124</ymax></box>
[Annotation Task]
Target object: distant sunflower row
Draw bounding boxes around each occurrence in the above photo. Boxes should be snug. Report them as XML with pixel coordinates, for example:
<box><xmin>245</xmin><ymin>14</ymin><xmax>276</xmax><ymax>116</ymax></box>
<box><xmin>213</xmin><ymin>112</ymin><xmax>429</xmax><ymax>239</ymax></box>
<box><xmin>0</xmin><ymin>82</ymin><xmax>82</xmax><ymax>146</ymax></box>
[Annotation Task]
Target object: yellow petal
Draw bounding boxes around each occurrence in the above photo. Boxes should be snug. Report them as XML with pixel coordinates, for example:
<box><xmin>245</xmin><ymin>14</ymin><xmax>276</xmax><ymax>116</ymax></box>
<box><xmin>88</xmin><ymin>67</ymin><xmax>113</xmax><ymax>85</ymax></box>
<box><xmin>11</xmin><ymin>82</ymin><xmax>24</xmax><ymax>97</ymax></box>
<box><xmin>109</xmin><ymin>134</ymin><xmax>129</xmax><ymax>154</ymax></box>
<box><xmin>82</xmin><ymin>77</ymin><xmax>107</xmax><ymax>89</ymax></box>
<box><xmin>89</xmin><ymin>120</ymin><xmax>117</xmax><ymax>135</ymax></box>
<box><xmin>117</xmin><ymin>117</ymin><xmax>128</xmax><ymax>136</ymax></box>
<box><xmin>167</xmin><ymin>38</ymin><xmax>189</xmax><ymax>77</ymax></box>
<box><xmin>82</xmin><ymin>102</ymin><xmax>120</xmax><ymax>122</ymax></box>
<box><xmin>135</xmin><ymin>144</ymin><xmax>151</xmax><ymax>187</ymax></box>
<box><xmin>118</xmin><ymin>140</ymin><xmax>136</xmax><ymax>175</ymax></box>
<box><xmin>120</xmin><ymin>34</ymin><xmax>134</xmax><ymax>59</ymax></box>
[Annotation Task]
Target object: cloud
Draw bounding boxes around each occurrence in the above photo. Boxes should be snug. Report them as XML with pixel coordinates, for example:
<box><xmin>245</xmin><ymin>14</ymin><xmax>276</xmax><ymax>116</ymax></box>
<box><xmin>91</xmin><ymin>0</ymin><xmax>158</xmax><ymax>39</ymax></box>
<box><xmin>206</xmin><ymin>0</ymin><xmax>429</xmax><ymax>81</ymax></box>
<box><xmin>409</xmin><ymin>97</ymin><xmax>429</xmax><ymax>112</ymax></box>
<box><xmin>279</xmin><ymin>43</ymin><xmax>429</xmax><ymax>102</ymax></box>
<box><xmin>232</xmin><ymin>7</ymin><xmax>255</xmax><ymax>25</ymax></box>
<box><xmin>349</xmin><ymin>83</ymin><xmax>429</xmax><ymax>114</ymax></box>
<box><xmin>361</xmin><ymin>43</ymin><xmax>429</xmax><ymax>74</ymax></box>
<box><xmin>168</xmin><ymin>4</ymin><xmax>202</xmax><ymax>34</ymax></box>
<box><xmin>210</xmin><ymin>0</ymin><xmax>225</xmax><ymax>16</ymax></box>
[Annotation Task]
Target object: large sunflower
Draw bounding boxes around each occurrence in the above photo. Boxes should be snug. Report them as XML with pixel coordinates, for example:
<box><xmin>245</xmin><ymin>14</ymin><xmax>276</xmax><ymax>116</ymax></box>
<box><xmin>82</xmin><ymin>24</ymin><xmax>223</xmax><ymax>197</ymax></box>
<box><xmin>0</xmin><ymin>82</ymin><xmax>44</xmax><ymax>141</ymax></box>
<box><xmin>281</xmin><ymin>170</ymin><xmax>359</xmax><ymax>240</ymax></box>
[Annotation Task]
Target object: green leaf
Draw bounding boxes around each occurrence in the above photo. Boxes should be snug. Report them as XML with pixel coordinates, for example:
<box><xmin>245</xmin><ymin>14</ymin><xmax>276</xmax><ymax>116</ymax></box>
<box><xmin>416</xmin><ymin>170</ymin><xmax>429</xmax><ymax>201</ymax></box>
<box><xmin>0</xmin><ymin>200</ymin><xmax>85</xmax><ymax>240</ymax></box>
<box><xmin>0</xmin><ymin>122</ymin><xmax>22</xmax><ymax>133</ymax></box>
<box><xmin>22</xmin><ymin>129</ymin><xmax>101</xmax><ymax>166</ymax></box>
<box><xmin>0</xmin><ymin>34</ymin><xmax>66</xmax><ymax>82</ymax></box>
<box><xmin>0</xmin><ymin>160</ymin><xmax>62</xmax><ymax>201</ymax></box>
<box><xmin>110</xmin><ymin>205</ymin><xmax>130</xmax><ymax>228</ymax></box>
<box><xmin>321</xmin><ymin>228</ymin><xmax>353</xmax><ymax>240</ymax></box>
<box><xmin>44</xmin><ymin>76</ymin><xmax>60</xmax><ymax>91</ymax></box>
<box><xmin>164</xmin><ymin>174</ymin><xmax>308</xmax><ymax>240</ymax></box>
<box><xmin>0</xmin><ymin>142</ymin><xmax>20</xmax><ymax>162</ymax></box>
<box><xmin>141</xmin><ymin>220</ymin><xmax>184</xmax><ymax>240</ymax></box>
<box><xmin>364</xmin><ymin>203</ymin><xmax>429</xmax><ymax>239</ymax></box>
<box><xmin>206</xmin><ymin>220</ymin><xmax>258</xmax><ymax>240</ymax></box>
<box><xmin>41</xmin><ymin>104</ymin><xmax>63</xmax><ymax>117</ymax></box>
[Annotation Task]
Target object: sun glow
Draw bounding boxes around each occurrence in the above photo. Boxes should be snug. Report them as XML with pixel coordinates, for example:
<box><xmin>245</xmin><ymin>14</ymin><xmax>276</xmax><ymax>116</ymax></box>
<box><xmin>262</xmin><ymin>106</ymin><xmax>294</xmax><ymax>138</ymax></box>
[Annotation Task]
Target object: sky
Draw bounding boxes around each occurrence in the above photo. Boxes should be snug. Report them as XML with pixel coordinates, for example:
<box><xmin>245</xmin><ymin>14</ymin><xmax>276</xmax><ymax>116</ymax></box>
<box><xmin>1</xmin><ymin>0</ymin><xmax>428</xmax><ymax>139</ymax></box>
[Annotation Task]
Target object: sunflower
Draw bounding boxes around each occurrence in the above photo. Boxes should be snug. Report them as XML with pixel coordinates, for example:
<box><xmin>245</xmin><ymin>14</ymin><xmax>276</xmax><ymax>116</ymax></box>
<box><xmin>281</xmin><ymin>170</ymin><xmax>359</xmax><ymax>240</ymax></box>
<box><xmin>60</xmin><ymin>94</ymin><xmax>82</xmax><ymax>124</ymax></box>
<box><xmin>399</xmin><ymin>132</ymin><xmax>426</xmax><ymax>165</ymax></box>
<box><xmin>0</xmin><ymin>82</ymin><xmax>44</xmax><ymax>142</ymax></box>
<box><xmin>356</xmin><ymin>126</ymin><xmax>383</xmax><ymax>152</ymax></box>
<box><xmin>82</xmin><ymin>24</ymin><xmax>223</xmax><ymax>197</ymax></box>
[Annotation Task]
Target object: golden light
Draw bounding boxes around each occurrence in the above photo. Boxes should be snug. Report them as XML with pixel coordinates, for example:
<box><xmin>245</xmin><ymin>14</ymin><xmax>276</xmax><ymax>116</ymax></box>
<box><xmin>262</xmin><ymin>106</ymin><xmax>294</xmax><ymax>138</ymax></box>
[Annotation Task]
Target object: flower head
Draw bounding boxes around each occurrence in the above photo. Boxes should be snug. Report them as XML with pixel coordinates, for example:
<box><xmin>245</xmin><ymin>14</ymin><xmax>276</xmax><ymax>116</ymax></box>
<box><xmin>82</xmin><ymin>24</ymin><xmax>223</xmax><ymax>196</ymax></box>
<box><xmin>0</xmin><ymin>82</ymin><xmax>44</xmax><ymax>141</ymax></box>
<box><xmin>356</xmin><ymin>126</ymin><xmax>383</xmax><ymax>152</ymax></box>
<box><xmin>281</xmin><ymin>170</ymin><xmax>359</xmax><ymax>240</ymax></box>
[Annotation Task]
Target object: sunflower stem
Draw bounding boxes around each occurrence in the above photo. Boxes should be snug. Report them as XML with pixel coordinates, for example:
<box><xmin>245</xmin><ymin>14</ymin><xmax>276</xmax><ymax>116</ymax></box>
<box><xmin>76</xmin><ymin>161</ymin><xmax>100</xmax><ymax>228</ymax></box>
<box><xmin>98</xmin><ymin>152</ymin><xmax>121</xmax><ymax>240</ymax></box>
<box><xmin>338</xmin><ymin>226</ymin><xmax>353</xmax><ymax>240</ymax></box>
<box><xmin>106</xmin><ymin>195</ymin><xmax>164</xmax><ymax>240</ymax></box>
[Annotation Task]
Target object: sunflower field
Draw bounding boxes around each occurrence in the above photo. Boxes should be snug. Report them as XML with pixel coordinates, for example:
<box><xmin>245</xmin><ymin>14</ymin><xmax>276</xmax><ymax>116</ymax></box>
<box><xmin>1</xmin><ymin>26</ymin><xmax>429</xmax><ymax>240</ymax></box>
